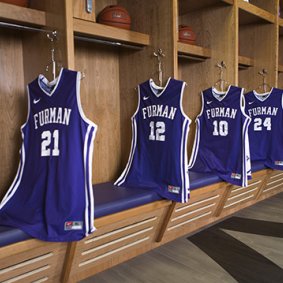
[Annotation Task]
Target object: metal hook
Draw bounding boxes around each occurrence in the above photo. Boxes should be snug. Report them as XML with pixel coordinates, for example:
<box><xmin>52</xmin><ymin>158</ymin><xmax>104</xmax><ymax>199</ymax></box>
<box><xmin>215</xmin><ymin>61</ymin><xmax>227</xmax><ymax>92</ymax></box>
<box><xmin>46</xmin><ymin>30</ymin><xmax>58</xmax><ymax>42</ymax></box>
<box><xmin>258</xmin><ymin>69</ymin><xmax>268</xmax><ymax>92</ymax></box>
<box><xmin>153</xmin><ymin>49</ymin><xmax>166</xmax><ymax>86</ymax></box>
<box><xmin>46</xmin><ymin>31</ymin><xmax>58</xmax><ymax>81</ymax></box>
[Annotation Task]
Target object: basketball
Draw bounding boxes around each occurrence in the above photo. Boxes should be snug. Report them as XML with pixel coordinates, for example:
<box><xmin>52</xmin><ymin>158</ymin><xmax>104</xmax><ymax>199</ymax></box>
<box><xmin>97</xmin><ymin>5</ymin><xmax>131</xmax><ymax>30</ymax></box>
<box><xmin>178</xmin><ymin>25</ymin><xmax>196</xmax><ymax>45</ymax></box>
<box><xmin>0</xmin><ymin>0</ymin><xmax>28</xmax><ymax>7</ymax></box>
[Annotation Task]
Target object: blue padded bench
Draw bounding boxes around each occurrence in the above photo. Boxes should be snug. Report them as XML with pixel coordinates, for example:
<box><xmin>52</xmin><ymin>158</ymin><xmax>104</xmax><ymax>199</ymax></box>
<box><xmin>0</xmin><ymin>161</ymin><xmax>268</xmax><ymax>247</ymax></box>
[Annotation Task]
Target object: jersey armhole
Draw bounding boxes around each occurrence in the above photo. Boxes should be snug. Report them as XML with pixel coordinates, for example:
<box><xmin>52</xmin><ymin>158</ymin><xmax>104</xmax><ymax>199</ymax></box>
<box><xmin>281</xmin><ymin>93</ymin><xmax>283</xmax><ymax>110</ymax></box>
<box><xmin>131</xmin><ymin>85</ymin><xmax>141</xmax><ymax>119</ymax></box>
<box><xmin>20</xmin><ymin>86</ymin><xmax>31</xmax><ymax>132</ymax></box>
<box><xmin>240</xmin><ymin>88</ymin><xmax>251</xmax><ymax>120</ymax></box>
<box><xmin>180</xmin><ymin>82</ymin><xmax>191</xmax><ymax>124</ymax></box>
<box><xmin>76</xmin><ymin>72</ymin><xmax>98</xmax><ymax>129</ymax></box>
<box><xmin>197</xmin><ymin>91</ymin><xmax>205</xmax><ymax>118</ymax></box>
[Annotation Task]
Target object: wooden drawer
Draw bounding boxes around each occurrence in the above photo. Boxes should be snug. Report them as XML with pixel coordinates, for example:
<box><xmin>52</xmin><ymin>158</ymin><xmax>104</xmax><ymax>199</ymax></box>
<box><xmin>222</xmin><ymin>178</ymin><xmax>262</xmax><ymax>211</ymax></box>
<box><xmin>262</xmin><ymin>171</ymin><xmax>283</xmax><ymax>196</ymax></box>
<box><xmin>0</xmin><ymin>240</ymin><xmax>66</xmax><ymax>283</ymax></box>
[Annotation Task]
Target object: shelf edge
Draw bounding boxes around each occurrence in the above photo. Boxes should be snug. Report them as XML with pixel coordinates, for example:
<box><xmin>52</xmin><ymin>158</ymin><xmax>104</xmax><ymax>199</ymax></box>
<box><xmin>0</xmin><ymin>2</ymin><xmax>46</xmax><ymax>27</ymax></box>
<box><xmin>238</xmin><ymin>0</ymin><xmax>275</xmax><ymax>24</ymax></box>
<box><xmin>73</xmin><ymin>18</ymin><xmax>150</xmax><ymax>46</ymax></box>
<box><xmin>177</xmin><ymin>42</ymin><xmax>211</xmax><ymax>59</ymax></box>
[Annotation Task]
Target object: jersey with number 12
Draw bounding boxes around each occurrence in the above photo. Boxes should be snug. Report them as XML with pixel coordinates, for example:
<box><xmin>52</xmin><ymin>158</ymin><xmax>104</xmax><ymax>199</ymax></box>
<box><xmin>0</xmin><ymin>68</ymin><xmax>97</xmax><ymax>242</ymax></box>
<box><xmin>115</xmin><ymin>78</ymin><xmax>191</xmax><ymax>203</ymax></box>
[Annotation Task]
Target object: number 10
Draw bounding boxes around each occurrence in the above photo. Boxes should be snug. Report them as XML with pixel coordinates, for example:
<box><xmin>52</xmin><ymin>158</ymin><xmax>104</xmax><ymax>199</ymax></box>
<box><xmin>213</xmin><ymin>120</ymin><xmax>228</xmax><ymax>136</ymax></box>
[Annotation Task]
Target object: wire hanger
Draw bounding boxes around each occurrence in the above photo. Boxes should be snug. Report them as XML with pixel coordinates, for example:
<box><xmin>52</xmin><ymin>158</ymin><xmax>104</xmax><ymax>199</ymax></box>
<box><xmin>153</xmin><ymin>49</ymin><xmax>165</xmax><ymax>87</ymax></box>
<box><xmin>256</xmin><ymin>69</ymin><xmax>272</xmax><ymax>94</ymax></box>
<box><xmin>45</xmin><ymin>30</ymin><xmax>61</xmax><ymax>81</ymax></box>
<box><xmin>213</xmin><ymin>61</ymin><xmax>229</xmax><ymax>92</ymax></box>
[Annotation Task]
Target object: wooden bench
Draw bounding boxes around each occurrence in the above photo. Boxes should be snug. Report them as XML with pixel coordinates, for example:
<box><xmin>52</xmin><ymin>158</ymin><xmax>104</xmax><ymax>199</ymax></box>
<box><xmin>1</xmin><ymin>163</ymin><xmax>283</xmax><ymax>283</ymax></box>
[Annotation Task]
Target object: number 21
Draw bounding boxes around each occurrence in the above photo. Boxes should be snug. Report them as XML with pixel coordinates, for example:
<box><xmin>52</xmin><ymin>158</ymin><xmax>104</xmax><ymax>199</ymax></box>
<box><xmin>41</xmin><ymin>130</ymin><xmax>60</xmax><ymax>156</ymax></box>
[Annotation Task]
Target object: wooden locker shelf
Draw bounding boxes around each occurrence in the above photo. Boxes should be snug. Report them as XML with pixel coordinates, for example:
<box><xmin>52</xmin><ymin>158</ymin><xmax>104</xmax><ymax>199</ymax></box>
<box><xmin>278</xmin><ymin>65</ymin><xmax>283</xmax><ymax>73</ymax></box>
<box><xmin>238</xmin><ymin>55</ymin><xmax>254</xmax><ymax>69</ymax></box>
<box><xmin>179</xmin><ymin>0</ymin><xmax>233</xmax><ymax>15</ymax></box>
<box><xmin>238</xmin><ymin>0</ymin><xmax>275</xmax><ymax>24</ymax></box>
<box><xmin>279</xmin><ymin>18</ymin><xmax>283</xmax><ymax>28</ymax></box>
<box><xmin>177</xmin><ymin>42</ymin><xmax>211</xmax><ymax>61</ymax></box>
<box><xmin>0</xmin><ymin>2</ymin><xmax>46</xmax><ymax>27</ymax></box>
<box><xmin>73</xmin><ymin>18</ymin><xmax>150</xmax><ymax>47</ymax></box>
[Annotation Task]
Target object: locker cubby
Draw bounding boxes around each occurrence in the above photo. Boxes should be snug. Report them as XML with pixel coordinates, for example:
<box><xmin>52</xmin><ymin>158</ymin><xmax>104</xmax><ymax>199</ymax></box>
<box><xmin>177</xmin><ymin>0</ymin><xmax>236</xmax><ymax>153</ymax></box>
<box><xmin>73</xmin><ymin>0</ymin><xmax>176</xmax><ymax>184</ymax></box>
<box><xmin>238</xmin><ymin>18</ymin><xmax>277</xmax><ymax>91</ymax></box>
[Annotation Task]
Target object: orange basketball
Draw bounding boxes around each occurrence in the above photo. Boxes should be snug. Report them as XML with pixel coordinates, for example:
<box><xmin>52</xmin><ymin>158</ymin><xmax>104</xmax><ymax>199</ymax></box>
<box><xmin>179</xmin><ymin>25</ymin><xmax>196</xmax><ymax>45</ymax></box>
<box><xmin>97</xmin><ymin>5</ymin><xmax>131</xmax><ymax>30</ymax></box>
<box><xmin>0</xmin><ymin>0</ymin><xmax>28</xmax><ymax>7</ymax></box>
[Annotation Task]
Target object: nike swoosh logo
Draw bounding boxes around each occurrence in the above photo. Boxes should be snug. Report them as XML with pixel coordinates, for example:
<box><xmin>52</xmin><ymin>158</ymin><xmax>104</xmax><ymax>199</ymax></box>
<box><xmin>143</xmin><ymin>96</ymin><xmax>150</xmax><ymax>100</ymax></box>
<box><xmin>207</xmin><ymin>101</ymin><xmax>213</xmax><ymax>104</ymax></box>
<box><xmin>33</xmin><ymin>98</ymin><xmax>41</xmax><ymax>104</ymax></box>
<box><xmin>248</xmin><ymin>101</ymin><xmax>255</xmax><ymax>105</ymax></box>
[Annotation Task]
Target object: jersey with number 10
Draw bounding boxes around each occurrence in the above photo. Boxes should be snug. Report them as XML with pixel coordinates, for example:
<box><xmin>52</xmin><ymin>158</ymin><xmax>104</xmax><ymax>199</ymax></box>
<box><xmin>0</xmin><ymin>68</ymin><xmax>97</xmax><ymax>242</ymax></box>
<box><xmin>115</xmin><ymin>78</ymin><xmax>191</xmax><ymax>203</ymax></box>
<box><xmin>189</xmin><ymin>86</ymin><xmax>251</xmax><ymax>187</ymax></box>
<box><xmin>245</xmin><ymin>88</ymin><xmax>283</xmax><ymax>170</ymax></box>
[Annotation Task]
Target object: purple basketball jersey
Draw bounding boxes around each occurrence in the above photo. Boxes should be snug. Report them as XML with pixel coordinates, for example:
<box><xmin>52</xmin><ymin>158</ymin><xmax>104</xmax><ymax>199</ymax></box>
<box><xmin>115</xmin><ymin>78</ymin><xmax>191</xmax><ymax>203</ymax></box>
<box><xmin>0</xmin><ymin>68</ymin><xmax>97</xmax><ymax>242</ymax></box>
<box><xmin>245</xmin><ymin>88</ymin><xmax>283</xmax><ymax>170</ymax></box>
<box><xmin>189</xmin><ymin>86</ymin><xmax>251</xmax><ymax>187</ymax></box>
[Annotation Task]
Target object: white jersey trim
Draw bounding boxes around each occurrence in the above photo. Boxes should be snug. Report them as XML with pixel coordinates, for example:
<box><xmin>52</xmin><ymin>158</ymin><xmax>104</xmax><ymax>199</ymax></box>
<box><xmin>88</xmin><ymin>126</ymin><xmax>97</xmax><ymax>233</ymax></box>
<box><xmin>188</xmin><ymin>118</ymin><xmax>201</xmax><ymax>169</ymax></box>
<box><xmin>149</xmin><ymin>77</ymin><xmax>171</xmax><ymax>98</ymax></box>
<box><xmin>114</xmin><ymin>118</ymin><xmax>138</xmax><ymax>186</ymax></box>
<box><xmin>0</xmin><ymin>132</ymin><xmax>26</xmax><ymax>210</ymax></box>
<box><xmin>131</xmin><ymin>85</ymin><xmax>141</xmax><ymax>119</ymax></box>
<box><xmin>115</xmin><ymin>87</ymin><xmax>140</xmax><ymax>186</ymax></box>
<box><xmin>180</xmin><ymin>82</ymin><xmax>192</xmax><ymax>124</ymax></box>
<box><xmin>38</xmin><ymin>67</ymin><xmax>64</xmax><ymax>97</ymax></box>
<box><xmin>83</xmin><ymin>126</ymin><xmax>92</xmax><ymax>236</ymax></box>
<box><xmin>21</xmin><ymin>86</ymin><xmax>31</xmax><ymax>131</ymax></box>
<box><xmin>76</xmin><ymin>72</ymin><xmax>98</xmax><ymax>129</ymax></box>
<box><xmin>180</xmin><ymin>119</ymin><xmax>190</xmax><ymax>203</ymax></box>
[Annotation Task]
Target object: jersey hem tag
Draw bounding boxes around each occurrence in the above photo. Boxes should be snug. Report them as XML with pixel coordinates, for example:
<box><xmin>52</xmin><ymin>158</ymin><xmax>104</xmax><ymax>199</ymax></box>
<box><xmin>64</xmin><ymin>221</ymin><xmax>83</xmax><ymax>231</ymax></box>
<box><xmin>231</xmin><ymin>173</ymin><xmax>241</xmax><ymax>180</ymax></box>
<box><xmin>168</xmin><ymin>185</ymin><xmax>181</xmax><ymax>194</ymax></box>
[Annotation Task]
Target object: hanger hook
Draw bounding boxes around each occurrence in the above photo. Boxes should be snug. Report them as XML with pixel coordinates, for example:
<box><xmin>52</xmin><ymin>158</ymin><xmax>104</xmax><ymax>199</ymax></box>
<box><xmin>46</xmin><ymin>30</ymin><xmax>58</xmax><ymax>42</ymax></box>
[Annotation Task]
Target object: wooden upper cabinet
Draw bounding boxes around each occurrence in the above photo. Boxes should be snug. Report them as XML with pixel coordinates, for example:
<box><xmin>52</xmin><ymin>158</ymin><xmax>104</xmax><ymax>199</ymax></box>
<box><xmin>73</xmin><ymin>0</ymin><xmax>96</xmax><ymax>22</ymax></box>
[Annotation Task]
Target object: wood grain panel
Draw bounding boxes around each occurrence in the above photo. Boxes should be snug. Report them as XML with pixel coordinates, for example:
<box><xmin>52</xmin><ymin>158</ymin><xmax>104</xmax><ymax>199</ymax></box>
<box><xmin>73</xmin><ymin>0</ymin><xmax>96</xmax><ymax>22</ymax></box>
<box><xmin>73</xmin><ymin>19</ymin><xmax>150</xmax><ymax>46</ymax></box>
<box><xmin>75</xmin><ymin>41</ymin><xmax>121</xmax><ymax>183</ymax></box>
<box><xmin>0</xmin><ymin>2</ymin><xmax>46</xmax><ymax>26</ymax></box>
<box><xmin>0</xmin><ymin>30</ymin><xmax>25</xmax><ymax>199</ymax></box>
<box><xmin>239</xmin><ymin>23</ymin><xmax>277</xmax><ymax>91</ymax></box>
<box><xmin>250</xmin><ymin>0</ymin><xmax>278</xmax><ymax>14</ymax></box>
